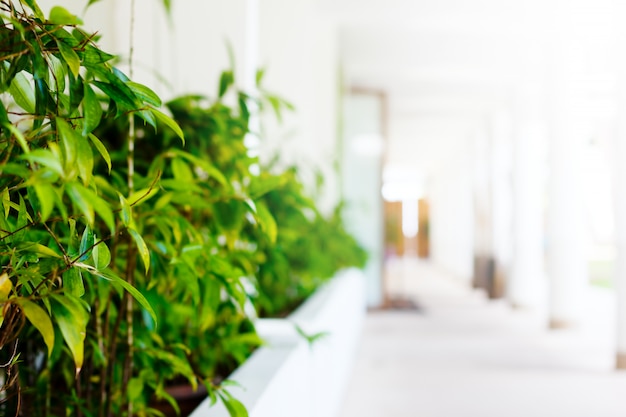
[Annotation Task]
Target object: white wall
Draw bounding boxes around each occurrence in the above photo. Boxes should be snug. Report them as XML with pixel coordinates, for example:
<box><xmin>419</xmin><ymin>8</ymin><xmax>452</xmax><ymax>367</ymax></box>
<box><xmin>259</xmin><ymin>0</ymin><xmax>340</xmax><ymax>210</ymax></box>
<box><xmin>428</xmin><ymin>140</ymin><xmax>474</xmax><ymax>282</ymax></box>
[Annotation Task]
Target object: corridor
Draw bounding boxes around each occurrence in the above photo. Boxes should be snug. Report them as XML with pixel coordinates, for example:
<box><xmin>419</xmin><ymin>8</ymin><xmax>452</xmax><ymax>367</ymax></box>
<box><xmin>339</xmin><ymin>258</ymin><xmax>626</xmax><ymax>417</ymax></box>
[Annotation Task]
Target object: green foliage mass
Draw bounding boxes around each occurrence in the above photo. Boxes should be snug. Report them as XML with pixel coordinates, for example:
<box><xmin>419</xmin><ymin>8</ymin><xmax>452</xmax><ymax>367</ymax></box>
<box><xmin>0</xmin><ymin>1</ymin><xmax>367</xmax><ymax>416</ymax></box>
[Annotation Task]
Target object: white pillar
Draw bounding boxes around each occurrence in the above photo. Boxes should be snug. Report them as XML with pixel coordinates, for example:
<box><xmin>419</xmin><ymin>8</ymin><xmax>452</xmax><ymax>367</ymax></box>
<box><xmin>546</xmin><ymin>2</ymin><xmax>588</xmax><ymax>328</ymax></box>
<box><xmin>508</xmin><ymin>34</ymin><xmax>548</xmax><ymax>309</ymax></box>
<box><xmin>472</xmin><ymin>124</ymin><xmax>494</xmax><ymax>292</ymax></box>
<box><xmin>612</xmin><ymin>0</ymin><xmax>626</xmax><ymax>369</ymax></box>
<box><xmin>489</xmin><ymin>110</ymin><xmax>514</xmax><ymax>299</ymax></box>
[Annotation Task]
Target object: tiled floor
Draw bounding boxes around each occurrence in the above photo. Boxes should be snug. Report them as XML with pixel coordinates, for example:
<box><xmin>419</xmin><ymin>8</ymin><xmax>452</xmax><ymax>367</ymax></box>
<box><xmin>339</xmin><ymin>258</ymin><xmax>626</xmax><ymax>417</ymax></box>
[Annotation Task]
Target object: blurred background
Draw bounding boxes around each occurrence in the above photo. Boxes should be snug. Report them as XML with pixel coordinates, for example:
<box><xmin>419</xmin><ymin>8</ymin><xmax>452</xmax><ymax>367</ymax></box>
<box><xmin>38</xmin><ymin>0</ymin><xmax>626</xmax><ymax>409</ymax></box>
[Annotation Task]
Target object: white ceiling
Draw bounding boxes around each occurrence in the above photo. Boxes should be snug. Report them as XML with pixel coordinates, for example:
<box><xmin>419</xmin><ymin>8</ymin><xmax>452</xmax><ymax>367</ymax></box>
<box><xmin>320</xmin><ymin>0</ymin><xmax>617</xmax><ymax>181</ymax></box>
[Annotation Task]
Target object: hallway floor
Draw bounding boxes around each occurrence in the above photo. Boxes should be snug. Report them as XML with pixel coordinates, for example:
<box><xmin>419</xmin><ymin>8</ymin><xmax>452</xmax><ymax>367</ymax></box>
<box><xmin>338</xmin><ymin>258</ymin><xmax>626</xmax><ymax>417</ymax></box>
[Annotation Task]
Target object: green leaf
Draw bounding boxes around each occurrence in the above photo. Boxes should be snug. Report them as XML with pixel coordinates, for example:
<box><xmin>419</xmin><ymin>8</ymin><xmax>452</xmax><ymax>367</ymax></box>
<box><xmin>33</xmin><ymin>78</ymin><xmax>48</xmax><ymax>128</ymax></box>
<box><xmin>0</xmin><ymin>103</ymin><xmax>10</xmax><ymax>129</ymax></box>
<box><xmin>69</xmin><ymin>73</ymin><xmax>84</xmax><ymax>110</ymax></box>
<box><xmin>128</xmin><ymin>228</ymin><xmax>150</xmax><ymax>274</ymax></box>
<box><xmin>93</xmin><ymin>241</ymin><xmax>111</xmax><ymax>270</ymax></box>
<box><xmin>15</xmin><ymin>242</ymin><xmax>61</xmax><ymax>258</ymax></box>
<box><xmin>92</xmin><ymin>81</ymin><xmax>140</xmax><ymax>114</ymax></box>
<box><xmin>15</xmin><ymin>196</ymin><xmax>30</xmax><ymax>242</ymax></box>
<box><xmin>9</xmin><ymin>71</ymin><xmax>35</xmax><ymax>114</ymax></box>
<box><xmin>66</xmin><ymin>183</ymin><xmax>94</xmax><ymax>225</ymax></box>
<box><xmin>126</xmin><ymin>81</ymin><xmax>161</xmax><ymax>107</ymax></box>
<box><xmin>256</xmin><ymin>202</ymin><xmax>277</xmax><ymax>244</ymax></box>
<box><xmin>127</xmin><ymin>187</ymin><xmax>159</xmax><ymax>207</ymax></box>
<box><xmin>22</xmin><ymin>149</ymin><xmax>64</xmax><ymax>177</ymax></box>
<box><xmin>256</xmin><ymin>68</ymin><xmax>265</xmax><ymax>86</ymax></box>
<box><xmin>118</xmin><ymin>193</ymin><xmax>132</xmax><ymax>228</ymax></box>
<box><xmin>56</xmin><ymin>118</ymin><xmax>79</xmax><ymax>172</ymax></box>
<box><xmin>22</xmin><ymin>0</ymin><xmax>44</xmax><ymax>18</ymax></box>
<box><xmin>171</xmin><ymin>158</ymin><xmax>193</xmax><ymax>182</ymax></box>
<box><xmin>219</xmin><ymin>71</ymin><xmax>234</xmax><ymax>98</ymax></box>
<box><xmin>82</xmin><ymin>84</ymin><xmax>102</xmax><ymax>135</ymax></box>
<box><xmin>98</xmin><ymin>269</ymin><xmax>156</xmax><ymax>325</ymax></box>
<box><xmin>49</xmin><ymin>6</ymin><xmax>83</xmax><ymax>26</ymax></box>
<box><xmin>86</xmin><ymin>0</ymin><xmax>102</xmax><ymax>8</ymax></box>
<box><xmin>162</xmin><ymin>0</ymin><xmax>172</xmax><ymax>14</ymax></box>
<box><xmin>16</xmin><ymin>299</ymin><xmax>55</xmax><ymax>357</ymax></box>
<box><xmin>51</xmin><ymin>294</ymin><xmax>89</xmax><ymax>374</ymax></box>
<box><xmin>81</xmin><ymin>45</ymin><xmax>115</xmax><ymax>66</ymax></box>
<box><xmin>33</xmin><ymin>184</ymin><xmax>55</xmax><ymax>222</ymax></box>
<box><xmin>56</xmin><ymin>39</ymin><xmax>80</xmax><ymax>77</ymax></box>
<box><xmin>1</xmin><ymin>188</ymin><xmax>10</xmax><ymax>219</ymax></box>
<box><xmin>4</xmin><ymin>123</ymin><xmax>30</xmax><ymax>154</ymax></box>
<box><xmin>91</xmin><ymin>194</ymin><xmax>115</xmax><ymax>234</ymax></box>
<box><xmin>88</xmin><ymin>134</ymin><xmax>111</xmax><ymax>173</ymax></box>
<box><xmin>150</xmin><ymin>108</ymin><xmax>184</xmax><ymax>143</ymax></box>
<box><xmin>63</xmin><ymin>268</ymin><xmax>85</xmax><ymax>297</ymax></box>
<box><xmin>218</xmin><ymin>390</ymin><xmax>248</xmax><ymax>417</ymax></box>
<box><xmin>249</xmin><ymin>175</ymin><xmax>286</xmax><ymax>199</ymax></box>
<box><xmin>75</xmin><ymin>131</ymin><xmax>94</xmax><ymax>186</ymax></box>
<box><xmin>79</xmin><ymin>226</ymin><xmax>94</xmax><ymax>261</ymax></box>
<box><xmin>47</xmin><ymin>54</ymin><xmax>66</xmax><ymax>94</ymax></box>
<box><xmin>137</xmin><ymin>109</ymin><xmax>157</xmax><ymax>129</ymax></box>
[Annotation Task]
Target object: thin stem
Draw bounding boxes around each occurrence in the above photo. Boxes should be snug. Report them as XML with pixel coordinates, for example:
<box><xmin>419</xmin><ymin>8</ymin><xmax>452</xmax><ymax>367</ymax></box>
<box><xmin>125</xmin><ymin>1</ymin><xmax>137</xmax><ymax>415</ymax></box>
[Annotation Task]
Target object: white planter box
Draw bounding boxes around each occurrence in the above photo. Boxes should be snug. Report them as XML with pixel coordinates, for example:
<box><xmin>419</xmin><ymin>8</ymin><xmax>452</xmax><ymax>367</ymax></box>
<box><xmin>189</xmin><ymin>268</ymin><xmax>366</xmax><ymax>417</ymax></box>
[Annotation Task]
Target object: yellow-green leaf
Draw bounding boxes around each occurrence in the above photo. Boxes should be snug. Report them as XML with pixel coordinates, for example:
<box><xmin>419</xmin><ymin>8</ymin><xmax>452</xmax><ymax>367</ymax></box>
<box><xmin>56</xmin><ymin>39</ymin><xmax>80</xmax><ymax>77</ymax></box>
<box><xmin>22</xmin><ymin>149</ymin><xmax>64</xmax><ymax>176</ymax></box>
<box><xmin>4</xmin><ymin>123</ymin><xmax>30</xmax><ymax>154</ymax></box>
<box><xmin>56</xmin><ymin>118</ymin><xmax>79</xmax><ymax>172</ymax></box>
<box><xmin>150</xmin><ymin>108</ymin><xmax>184</xmax><ymax>143</ymax></box>
<box><xmin>119</xmin><ymin>193</ymin><xmax>132</xmax><ymax>227</ymax></box>
<box><xmin>128</xmin><ymin>228</ymin><xmax>150</xmax><ymax>274</ymax></box>
<box><xmin>88</xmin><ymin>134</ymin><xmax>111</xmax><ymax>173</ymax></box>
<box><xmin>49</xmin><ymin>6</ymin><xmax>83</xmax><ymax>25</ymax></box>
<box><xmin>98</xmin><ymin>269</ymin><xmax>156</xmax><ymax>325</ymax></box>
<box><xmin>33</xmin><ymin>184</ymin><xmax>56</xmax><ymax>222</ymax></box>
<box><xmin>16</xmin><ymin>242</ymin><xmax>61</xmax><ymax>258</ymax></box>
<box><xmin>127</xmin><ymin>187</ymin><xmax>159</xmax><ymax>207</ymax></box>
<box><xmin>63</xmin><ymin>268</ymin><xmax>84</xmax><ymax>297</ymax></box>
<box><xmin>65</xmin><ymin>183</ymin><xmax>94</xmax><ymax>225</ymax></box>
<box><xmin>75</xmin><ymin>132</ymin><xmax>94</xmax><ymax>186</ymax></box>
<box><xmin>0</xmin><ymin>273</ymin><xmax>12</xmax><ymax>301</ymax></box>
<box><xmin>16</xmin><ymin>299</ymin><xmax>55</xmax><ymax>357</ymax></box>
<box><xmin>51</xmin><ymin>294</ymin><xmax>89</xmax><ymax>374</ymax></box>
<box><xmin>93</xmin><ymin>241</ymin><xmax>111</xmax><ymax>270</ymax></box>
<box><xmin>171</xmin><ymin>158</ymin><xmax>193</xmax><ymax>182</ymax></box>
<box><xmin>256</xmin><ymin>202</ymin><xmax>277</xmax><ymax>244</ymax></box>
<box><xmin>91</xmin><ymin>194</ymin><xmax>115</xmax><ymax>233</ymax></box>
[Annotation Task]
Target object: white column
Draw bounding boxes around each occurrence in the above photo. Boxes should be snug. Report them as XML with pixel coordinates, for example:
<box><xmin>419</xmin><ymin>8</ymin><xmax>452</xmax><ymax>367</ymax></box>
<box><xmin>472</xmin><ymin>124</ymin><xmax>493</xmax><ymax>292</ymax></box>
<box><xmin>508</xmin><ymin>32</ymin><xmax>548</xmax><ymax>309</ymax></box>
<box><xmin>612</xmin><ymin>0</ymin><xmax>626</xmax><ymax>369</ymax></box>
<box><xmin>546</xmin><ymin>2</ymin><xmax>588</xmax><ymax>328</ymax></box>
<box><xmin>489</xmin><ymin>110</ymin><xmax>514</xmax><ymax>299</ymax></box>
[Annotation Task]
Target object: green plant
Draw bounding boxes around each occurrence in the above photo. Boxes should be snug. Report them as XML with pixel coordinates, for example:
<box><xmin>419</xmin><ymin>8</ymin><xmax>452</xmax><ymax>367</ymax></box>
<box><xmin>251</xmin><ymin>168</ymin><xmax>368</xmax><ymax>318</ymax></box>
<box><xmin>0</xmin><ymin>1</ymin><xmax>186</xmax><ymax>414</ymax></box>
<box><xmin>92</xmin><ymin>93</ymin><xmax>264</xmax><ymax>416</ymax></box>
<box><xmin>0</xmin><ymin>1</ymin><xmax>367</xmax><ymax>415</ymax></box>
